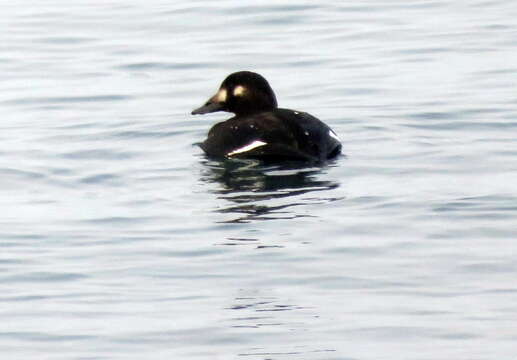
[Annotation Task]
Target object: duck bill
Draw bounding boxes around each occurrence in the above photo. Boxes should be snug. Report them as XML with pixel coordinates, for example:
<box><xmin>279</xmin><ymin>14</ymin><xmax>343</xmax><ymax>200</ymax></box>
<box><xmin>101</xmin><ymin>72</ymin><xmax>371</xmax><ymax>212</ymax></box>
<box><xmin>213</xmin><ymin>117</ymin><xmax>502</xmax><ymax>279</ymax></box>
<box><xmin>192</xmin><ymin>88</ymin><xmax>228</xmax><ymax>115</ymax></box>
<box><xmin>191</xmin><ymin>100</ymin><xmax>224</xmax><ymax>115</ymax></box>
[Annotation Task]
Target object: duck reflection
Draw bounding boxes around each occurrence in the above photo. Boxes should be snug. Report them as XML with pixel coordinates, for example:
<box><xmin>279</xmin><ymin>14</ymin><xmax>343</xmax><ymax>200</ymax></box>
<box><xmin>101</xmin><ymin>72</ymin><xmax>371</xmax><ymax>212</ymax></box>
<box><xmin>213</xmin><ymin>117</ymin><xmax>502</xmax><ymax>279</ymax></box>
<box><xmin>228</xmin><ymin>294</ymin><xmax>304</xmax><ymax>329</ymax></box>
<box><xmin>199</xmin><ymin>157</ymin><xmax>342</xmax><ymax>223</ymax></box>
<box><xmin>226</xmin><ymin>291</ymin><xmax>338</xmax><ymax>356</ymax></box>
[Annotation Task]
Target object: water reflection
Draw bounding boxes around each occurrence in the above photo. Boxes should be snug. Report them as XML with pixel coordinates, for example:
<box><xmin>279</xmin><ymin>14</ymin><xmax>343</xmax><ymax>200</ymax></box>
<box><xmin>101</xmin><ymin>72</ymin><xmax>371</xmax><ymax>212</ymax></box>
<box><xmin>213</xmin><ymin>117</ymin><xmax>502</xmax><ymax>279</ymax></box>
<box><xmin>199</xmin><ymin>157</ymin><xmax>342</xmax><ymax>223</ymax></box>
<box><xmin>228</xmin><ymin>295</ymin><xmax>300</xmax><ymax>328</ymax></box>
<box><xmin>227</xmin><ymin>292</ymin><xmax>338</xmax><ymax>357</ymax></box>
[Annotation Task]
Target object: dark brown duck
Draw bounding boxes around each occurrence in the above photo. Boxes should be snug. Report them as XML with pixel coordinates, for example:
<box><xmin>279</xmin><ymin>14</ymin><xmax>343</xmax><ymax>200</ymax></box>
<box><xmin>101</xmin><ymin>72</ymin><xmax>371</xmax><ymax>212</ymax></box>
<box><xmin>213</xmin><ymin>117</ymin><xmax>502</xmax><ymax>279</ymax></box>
<box><xmin>192</xmin><ymin>71</ymin><xmax>341</xmax><ymax>162</ymax></box>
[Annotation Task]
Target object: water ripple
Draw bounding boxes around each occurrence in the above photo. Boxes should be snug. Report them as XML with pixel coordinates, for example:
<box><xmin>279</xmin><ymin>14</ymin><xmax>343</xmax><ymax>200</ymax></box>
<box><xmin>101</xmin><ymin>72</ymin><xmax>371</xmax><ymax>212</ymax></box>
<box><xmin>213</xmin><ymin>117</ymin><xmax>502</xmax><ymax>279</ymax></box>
<box><xmin>2</xmin><ymin>272</ymin><xmax>88</xmax><ymax>284</ymax></box>
<box><xmin>3</xmin><ymin>1</ymin><xmax>517</xmax><ymax>359</ymax></box>
<box><xmin>3</xmin><ymin>95</ymin><xmax>132</xmax><ymax>106</ymax></box>
<box><xmin>60</xmin><ymin>149</ymin><xmax>138</xmax><ymax>160</ymax></box>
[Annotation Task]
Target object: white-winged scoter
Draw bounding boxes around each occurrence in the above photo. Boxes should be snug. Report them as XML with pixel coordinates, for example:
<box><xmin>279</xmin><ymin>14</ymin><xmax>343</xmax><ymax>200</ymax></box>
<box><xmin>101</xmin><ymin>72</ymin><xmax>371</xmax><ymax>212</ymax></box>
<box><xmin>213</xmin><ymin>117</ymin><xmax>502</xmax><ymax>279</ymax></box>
<box><xmin>192</xmin><ymin>71</ymin><xmax>341</xmax><ymax>162</ymax></box>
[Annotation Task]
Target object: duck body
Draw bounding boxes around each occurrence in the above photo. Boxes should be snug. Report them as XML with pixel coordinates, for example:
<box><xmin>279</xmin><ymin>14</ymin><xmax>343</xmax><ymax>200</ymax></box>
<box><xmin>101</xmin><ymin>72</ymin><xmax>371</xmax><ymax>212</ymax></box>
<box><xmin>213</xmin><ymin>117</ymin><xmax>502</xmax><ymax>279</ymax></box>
<box><xmin>202</xmin><ymin>108</ymin><xmax>341</xmax><ymax>161</ymax></box>
<box><xmin>192</xmin><ymin>71</ymin><xmax>341</xmax><ymax>162</ymax></box>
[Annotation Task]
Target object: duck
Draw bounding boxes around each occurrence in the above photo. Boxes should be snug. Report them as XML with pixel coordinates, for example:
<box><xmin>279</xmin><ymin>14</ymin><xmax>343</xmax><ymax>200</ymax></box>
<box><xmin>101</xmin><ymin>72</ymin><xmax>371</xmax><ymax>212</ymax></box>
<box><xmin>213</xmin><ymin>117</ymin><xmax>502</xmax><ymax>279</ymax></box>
<box><xmin>192</xmin><ymin>71</ymin><xmax>341</xmax><ymax>162</ymax></box>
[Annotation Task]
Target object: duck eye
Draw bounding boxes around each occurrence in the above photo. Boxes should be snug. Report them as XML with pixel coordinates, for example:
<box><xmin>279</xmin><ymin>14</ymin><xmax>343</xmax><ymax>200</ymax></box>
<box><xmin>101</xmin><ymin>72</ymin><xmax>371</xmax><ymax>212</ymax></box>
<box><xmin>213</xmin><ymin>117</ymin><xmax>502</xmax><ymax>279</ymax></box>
<box><xmin>233</xmin><ymin>85</ymin><xmax>246</xmax><ymax>96</ymax></box>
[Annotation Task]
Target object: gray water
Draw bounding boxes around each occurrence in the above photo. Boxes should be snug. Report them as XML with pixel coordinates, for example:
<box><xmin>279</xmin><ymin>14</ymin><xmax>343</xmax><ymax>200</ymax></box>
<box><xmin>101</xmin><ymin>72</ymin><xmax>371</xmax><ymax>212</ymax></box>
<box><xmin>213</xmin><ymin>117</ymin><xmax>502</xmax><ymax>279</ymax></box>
<box><xmin>2</xmin><ymin>1</ymin><xmax>517</xmax><ymax>359</ymax></box>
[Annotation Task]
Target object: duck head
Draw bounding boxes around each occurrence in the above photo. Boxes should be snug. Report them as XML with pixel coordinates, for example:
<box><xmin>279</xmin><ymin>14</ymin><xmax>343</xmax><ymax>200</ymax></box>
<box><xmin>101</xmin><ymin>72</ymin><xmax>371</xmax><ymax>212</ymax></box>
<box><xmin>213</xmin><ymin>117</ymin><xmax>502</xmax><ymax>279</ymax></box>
<box><xmin>192</xmin><ymin>71</ymin><xmax>278</xmax><ymax>116</ymax></box>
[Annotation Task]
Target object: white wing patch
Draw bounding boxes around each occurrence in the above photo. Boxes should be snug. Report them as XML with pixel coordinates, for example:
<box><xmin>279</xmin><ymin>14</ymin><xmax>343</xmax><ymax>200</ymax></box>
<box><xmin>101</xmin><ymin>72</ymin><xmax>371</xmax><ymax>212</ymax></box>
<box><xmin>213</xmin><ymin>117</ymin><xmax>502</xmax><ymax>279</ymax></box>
<box><xmin>329</xmin><ymin>130</ymin><xmax>340</xmax><ymax>141</ymax></box>
<box><xmin>227</xmin><ymin>140</ymin><xmax>267</xmax><ymax>157</ymax></box>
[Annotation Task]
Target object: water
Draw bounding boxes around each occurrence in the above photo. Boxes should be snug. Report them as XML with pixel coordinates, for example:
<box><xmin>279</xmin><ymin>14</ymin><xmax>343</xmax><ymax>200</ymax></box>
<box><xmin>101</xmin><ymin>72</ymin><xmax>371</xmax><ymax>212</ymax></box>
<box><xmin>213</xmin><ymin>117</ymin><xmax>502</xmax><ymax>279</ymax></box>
<box><xmin>2</xmin><ymin>1</ymin><xmax>517</xmax><ymax>359</ymax></box>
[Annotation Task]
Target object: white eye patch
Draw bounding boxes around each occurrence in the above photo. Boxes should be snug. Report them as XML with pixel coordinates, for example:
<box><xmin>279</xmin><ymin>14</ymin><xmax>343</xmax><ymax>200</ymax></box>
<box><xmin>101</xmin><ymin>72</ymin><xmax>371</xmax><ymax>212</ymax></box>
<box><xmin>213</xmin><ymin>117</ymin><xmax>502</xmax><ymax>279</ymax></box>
<box><xmin>215</xmin><ymin>88</ymin><xmax>227</xmax><ymax>102</ymax></box>
<box><xmin>233</xmin><ymin>85</ymin><xmax>246</xmax><ymax>96</ymax></box>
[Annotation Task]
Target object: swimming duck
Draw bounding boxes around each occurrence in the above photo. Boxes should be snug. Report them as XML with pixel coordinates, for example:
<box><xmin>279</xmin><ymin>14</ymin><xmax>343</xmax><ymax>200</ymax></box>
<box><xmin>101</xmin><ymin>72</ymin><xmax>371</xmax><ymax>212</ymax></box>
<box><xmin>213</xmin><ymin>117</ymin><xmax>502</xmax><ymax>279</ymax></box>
<box><xmin>192</xmin><ymin>71</ymin><xmax>341</xmax><ymax>162</ymax></box>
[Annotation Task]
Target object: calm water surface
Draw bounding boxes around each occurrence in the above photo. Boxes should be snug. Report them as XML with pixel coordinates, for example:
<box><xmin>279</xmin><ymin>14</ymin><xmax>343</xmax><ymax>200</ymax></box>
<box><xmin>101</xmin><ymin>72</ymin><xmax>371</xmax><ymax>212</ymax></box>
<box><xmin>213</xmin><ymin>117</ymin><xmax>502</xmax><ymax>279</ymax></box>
<box><xmin>2</xmin><ymin>1</ymin><xmax>517</xmax><ymax>359</ymax></box>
